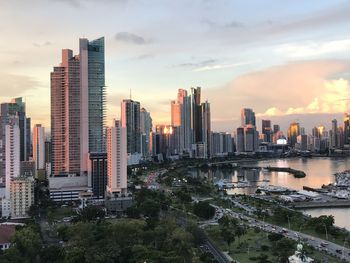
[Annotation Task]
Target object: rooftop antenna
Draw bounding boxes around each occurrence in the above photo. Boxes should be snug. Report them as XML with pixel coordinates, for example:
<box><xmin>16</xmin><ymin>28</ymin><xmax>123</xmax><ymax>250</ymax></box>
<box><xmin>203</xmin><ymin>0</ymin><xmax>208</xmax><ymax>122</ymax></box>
<box><xmin>130</xmin><ymin>88</ymin><xmax>132</xmax><ymax>100</ymax></box>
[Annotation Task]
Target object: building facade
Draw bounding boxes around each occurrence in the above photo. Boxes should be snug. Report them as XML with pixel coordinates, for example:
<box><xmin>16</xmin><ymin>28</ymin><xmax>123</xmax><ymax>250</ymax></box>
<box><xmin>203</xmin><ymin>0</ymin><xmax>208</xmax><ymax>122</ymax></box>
<box><xmin>107</xmin><ymin>120</ymin><xmax>127</xmax><ymax>195</ymax></box>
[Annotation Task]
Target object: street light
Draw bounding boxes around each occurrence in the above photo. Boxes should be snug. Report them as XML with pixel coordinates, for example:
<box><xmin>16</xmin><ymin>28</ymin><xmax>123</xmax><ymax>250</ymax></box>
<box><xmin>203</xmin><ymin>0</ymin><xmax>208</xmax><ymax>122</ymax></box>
<box><xmin>287</xmin><ymin>214</ymin><xmax>291</xmax><ymax>229</ymax></box>
<box><xmin>324</xmin><ymin>224</ymin><xmax>328</xmax><ymax>241</ymax></box>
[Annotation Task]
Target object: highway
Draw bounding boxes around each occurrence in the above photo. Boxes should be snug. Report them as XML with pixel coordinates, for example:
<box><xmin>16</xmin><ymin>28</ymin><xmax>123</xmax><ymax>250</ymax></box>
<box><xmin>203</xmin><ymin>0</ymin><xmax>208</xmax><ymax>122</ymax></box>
<box><xmin>207</xmin><ymin>205</ymin><xmax>350</xmax><ymax>262</ymax></box>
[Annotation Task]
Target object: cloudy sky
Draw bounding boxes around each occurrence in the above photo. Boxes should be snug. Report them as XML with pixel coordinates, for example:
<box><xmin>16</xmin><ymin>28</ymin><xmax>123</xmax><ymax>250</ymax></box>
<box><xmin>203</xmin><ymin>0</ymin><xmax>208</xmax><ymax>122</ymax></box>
<box><xmin>1</xmin><ymin>0</ymin><xmax>350</xmax><ymax>133</ymax></box>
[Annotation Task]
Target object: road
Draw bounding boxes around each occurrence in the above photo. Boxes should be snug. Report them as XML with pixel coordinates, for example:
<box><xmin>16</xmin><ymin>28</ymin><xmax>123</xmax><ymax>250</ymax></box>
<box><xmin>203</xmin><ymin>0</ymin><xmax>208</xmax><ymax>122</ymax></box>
<box><xmin>209</xmin><ymin>205</ymin><xmax>350</xmax><ymax>262</ymax></box>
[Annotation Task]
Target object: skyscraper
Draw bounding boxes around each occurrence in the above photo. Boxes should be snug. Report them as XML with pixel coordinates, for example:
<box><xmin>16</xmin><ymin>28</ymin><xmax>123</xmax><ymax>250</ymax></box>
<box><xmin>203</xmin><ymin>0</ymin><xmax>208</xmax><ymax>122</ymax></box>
<box><xmin>121</xmin><ymin>99</ymin><xmax>141</xmax><ymax>155</ymax></box>
<box><xmin>171</xmin><ymin>100</ymin><xmax>181</xmax><ymax>127</ymax></box>
<box><xmin>50</xmin><ymin>37</ymin><xmax>105</xmax><ymax>177</ymax></box>
<box><xmin>1</xmin><ymin>117</ymin><xmax>20</xmax><ymax>217</ymax></box>
<box><xmin>107</xmin><ymin>120</ymin><xmax>127</xmax><ymax>195</ymax></box>
<box><xmin>190</xmin><ymin>87</ymin><xmax>202</xmax><ymax>144</ymax></box>
<box><xmin>140</xmin><ymin>108</ymin><xmax>152</xmax><ymax>158</ymax></box>
<box><xmin>33</xmin><ymin>124</ymin><xmax>45</xmax><ymax>170</ymax></box>
<box><xmin>1</xmin><ymin>98</ymin><xmax>30</xmax><ymax>161</ymax></box>
<box><xmin>288</xmin><ymin>122</ymin><xmax>300</xmax><ymax>147</ymax></box>
<box><xmin>331</xmin><ymin>119</ymin><xmax>338</xmax><ymax>149</ymax></box>
<box><xmin>201</xmin><ymin>101</ymin><xmax>211</xmax><ymax>158</ymax></box>
<box><xmin>79</xmin><ymin>37</ymin><xmax>106</xmax><ymax>154</ymax></box>
<box><xmin>241</xmin><ymin>108</ymin><xmax>256</xmax><ymax>127</ymax></box>
<box><xmin>262</xmin><ymin>119</ymin><xmax>272</xmax><ymax>142</ymax></box>
<box><xmin>51</xmin><ymin>49</ymin><xmax>81</xmax><ymax>176</ymax></box>
<box><xmin>344</xmin><ymin>113</ymin><xmax>350</xmax><ymax>146</ymax></box>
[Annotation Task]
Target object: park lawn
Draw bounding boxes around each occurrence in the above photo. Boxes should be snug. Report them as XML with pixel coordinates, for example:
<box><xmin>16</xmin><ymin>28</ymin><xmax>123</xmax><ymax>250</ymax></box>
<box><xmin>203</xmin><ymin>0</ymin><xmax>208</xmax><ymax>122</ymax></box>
<box><xmin>206</xmin><ymin>225</ymin><xmax>345</xmax><ymax>263</ymax></box>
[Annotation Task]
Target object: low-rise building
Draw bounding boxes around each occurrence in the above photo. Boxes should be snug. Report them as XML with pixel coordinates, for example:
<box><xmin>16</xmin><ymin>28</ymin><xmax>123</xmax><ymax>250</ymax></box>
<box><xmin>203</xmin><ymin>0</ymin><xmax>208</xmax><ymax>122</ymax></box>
<box><xmin>10</xmin><ymin>176</ymin><xmax>34</xmax><ymax>218</ymax></box>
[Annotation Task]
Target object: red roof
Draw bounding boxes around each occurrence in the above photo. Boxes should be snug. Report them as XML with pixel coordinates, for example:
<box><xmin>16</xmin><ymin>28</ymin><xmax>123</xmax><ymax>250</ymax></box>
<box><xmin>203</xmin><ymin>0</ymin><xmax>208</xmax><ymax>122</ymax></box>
<box><xmin>0</xmin><ymin>225</ymin><xmax>16</xmax><ymax>244</ymax></box>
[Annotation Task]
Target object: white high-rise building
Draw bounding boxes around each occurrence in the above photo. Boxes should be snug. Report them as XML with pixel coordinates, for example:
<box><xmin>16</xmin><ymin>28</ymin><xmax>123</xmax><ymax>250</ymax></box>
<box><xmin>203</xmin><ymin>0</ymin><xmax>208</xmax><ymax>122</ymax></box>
<box><xmin>2</xmin><ymin>118</ymin><xmax>20</xmax><ymax>218</ymax></box>
<box><xmin>107</xmin><ymin>120</ymin><xmax>127</xmax><ymax>195</ymax></box>
<box><xmin>33</xmin><ymin>124</ymin><xmax>45</xmax><ymax>170</ymax></box>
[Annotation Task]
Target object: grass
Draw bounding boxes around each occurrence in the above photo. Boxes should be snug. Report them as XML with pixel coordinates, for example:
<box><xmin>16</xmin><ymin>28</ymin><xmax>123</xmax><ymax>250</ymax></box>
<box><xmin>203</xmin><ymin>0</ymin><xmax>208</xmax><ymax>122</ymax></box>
<box><xmin>206</xmin><ymin>225</ymin><xmax>346</xmax><ymax>263</ymax></box>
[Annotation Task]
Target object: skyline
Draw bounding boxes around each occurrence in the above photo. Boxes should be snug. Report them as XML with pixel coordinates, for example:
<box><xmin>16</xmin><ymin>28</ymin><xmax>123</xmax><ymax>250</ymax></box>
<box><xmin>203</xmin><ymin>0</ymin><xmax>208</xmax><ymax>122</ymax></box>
<box><xmin>1</xmin><ymin>0</ymin><xmax>350</xmax><ymax>132</ymax></box>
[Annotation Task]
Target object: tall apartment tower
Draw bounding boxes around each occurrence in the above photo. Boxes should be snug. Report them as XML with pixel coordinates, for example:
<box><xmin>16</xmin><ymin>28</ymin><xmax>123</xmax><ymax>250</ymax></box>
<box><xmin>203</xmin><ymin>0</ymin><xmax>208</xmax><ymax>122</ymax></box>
<box><xmin>50</xmin><ymin>37</ymin><xmax>105</xmax><ymax>177</ymax></box>
<box><xmin>121</xmin><ymin>99</ymin><xmax>141</xmax><ymax>154</ymax></box>
<box><xmin>107</xmin><ymin>120</ymin><xmax>127</xmax><ymax>194</ymax></box>
<box><xmin>1</xmin><ymin>117</ymin><xmax>20</xmax><ymax>217</ymax></box>
<box><xmin>33</xmin><ymin>124</ymin><xmax>45</xmax><ymax>170</ymax></box>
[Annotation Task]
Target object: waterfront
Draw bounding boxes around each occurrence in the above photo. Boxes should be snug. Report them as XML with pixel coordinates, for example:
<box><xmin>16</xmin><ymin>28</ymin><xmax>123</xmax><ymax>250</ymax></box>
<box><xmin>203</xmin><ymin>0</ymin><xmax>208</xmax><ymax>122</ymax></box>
<box><xmin>190</xmin><ymin>157</ymin><xmax>350</xmax><ymax>229</ymax></box>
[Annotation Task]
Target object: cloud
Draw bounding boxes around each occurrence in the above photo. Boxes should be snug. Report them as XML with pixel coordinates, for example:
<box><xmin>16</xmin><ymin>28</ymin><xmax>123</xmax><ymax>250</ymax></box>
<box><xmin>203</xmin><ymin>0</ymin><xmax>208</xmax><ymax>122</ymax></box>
<box><xmin>194</xmin><ymin>60</ymin><xmax>259</xmax><ymax>72</ymax></box>
<box><xmin>176</xmin><ymin>59</ymin><xmax>217</xmax><ymax>68</ymax></box>
<box><xmin>0</xmin><ymin>74</ymin><xmax>42</xmax><ymax>97</ymax></box>
<box><xmin>225</xmin><ymin>21</ymin><xmax>245</xmax><ymax>28</ymax></box>
<box><xmin>275</xmin><ymin>39</ymin><xmax>350</xmax><ymax>58</ymax></box>
<box><xmin>114</xmin><ymin>32</ymin><xmax>149</xmax><ymax>45</ymax></box>
<box><xmin>33</xmin><ymin>41</ymin><xmax>52</xmax><ymax>48</ymax></box>
<box><xmin>258</xmin><ymin>78</ymin><xmax>350</xmax><ymax>117</ymax></box>
<box><xmin>204</xmin><ymin>59</ymin><xmax>350</xmax><ymax>129</ymax></box>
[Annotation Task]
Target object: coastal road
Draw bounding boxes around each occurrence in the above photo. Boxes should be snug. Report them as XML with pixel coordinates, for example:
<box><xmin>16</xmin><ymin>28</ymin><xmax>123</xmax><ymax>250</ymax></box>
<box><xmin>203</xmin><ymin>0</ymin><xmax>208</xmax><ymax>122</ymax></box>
<box><xmin>210</xmin><ymin>205</ymin><xmax>350</xmax><ymax>262</ymax></box>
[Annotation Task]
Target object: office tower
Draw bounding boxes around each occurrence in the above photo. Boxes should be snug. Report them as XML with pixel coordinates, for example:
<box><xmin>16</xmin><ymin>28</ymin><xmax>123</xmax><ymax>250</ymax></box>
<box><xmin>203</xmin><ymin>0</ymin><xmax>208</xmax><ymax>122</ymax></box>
<box><xmin>331</xmin><ymin>119</ymin><xmax>338</xmax><ymax>148</ymax></box>
<box><xmin>236</xmin><ymin>127</ymin><xmax>245</xmax><ymax>153</ymax></box>
<box><xmin>79</xmin><ymin>37</ymin><xmax>106</xmax><ymax>154</ymax></box>
<box><xmin>317</xmin><ymin>125</ymin><xmax>326</xmax><ymax>138</ymax></box>
<box><xmin>10</xmin><ymin>176</ymin><xmax>34</xmax><ymax>218</ymax></box>
<box><xmin>344</xmin><ymin>113</ymin><xmax>350</xmax><ymax>145</ymax></box>
<box><xmin>190</xmin><ymin>87</ymin><xmax>202</xmax><ymax>143</ymax></box>
<box><xmin>201</xmin><ymin>101</ymin><xmax>211</xmax><ymax>158</ymax></box>
<box><xmin>179</xmin><ymin>89</ymin><xmax>191</xmax><ymax>152</ymax></box>
<box><xmin>300</xmin><ymin>127</ymin><xmax>306</xmax><ymax>136</ymax></box>
<box><xmin>296</xmin><ymin>135</ymin><xmax>308</xmax><ymax>151</ymax></box>
<box><xmin>244</xmin><ymin>125</ymin><xmax>259</xmax><ymax>152</ymax></box>
<box><xmin>89</xmin><ymin>152</ymin><xmax>107</xmax><ymax>199</ymax></box>
<box><xmin>241</xmin><ymin>108</ymin><xmax>256</xmax><ymax>127</ymax></box>
<box><xmin>1</xmin><ymin>98</ymin><xmax>30</xmax><ymax>161</ymax></box>
<box><xmin>337</xmin><ymin>126</ymin><xmax>345</xmax><ymax>149</ymax></box>
<box><xmin>211</xmin><ymin>132</ymin><xmax>233</xmax><ymax>157</ymax></box>
<box><xmin>171</xmin><ymin>100</ymin><xmax>181</xmax><ymax>127</ymax></box>
<box><xmin>140</xmin><ymin>108</ymin><xmax>152</xmax><ymax>158</ymax></box>
<box><xmin>288</xmin><ymin>122</ymin><xmax>300</xmax><ymax>147</ymax></box>
<box><xmin>50</xmin><ymin>37</ymin><xmax>105</xmax><ymax>177</ymax></box>
<box><xmin>33</xmin><ymin>124</ymin><xmax>45</xmax><ymax>170</ymax></box>
<box><xmin>107</xmin><ymin>120</ymin><xmax>127</xmax><ymax>195</ymax></box>
<box><xmin>273</xmin><ymin>124</ymin><xmax>280</xmax><ymax>134</ymax></box>
<box><xmin>121</xmin><ymin>99</ymin><xmax>141</xmax><ymax>155</ymax></box>
<box><xmin>262</xmin><ymin>120</ymin><xmax>272</xmax><ymax>142</ymax></box>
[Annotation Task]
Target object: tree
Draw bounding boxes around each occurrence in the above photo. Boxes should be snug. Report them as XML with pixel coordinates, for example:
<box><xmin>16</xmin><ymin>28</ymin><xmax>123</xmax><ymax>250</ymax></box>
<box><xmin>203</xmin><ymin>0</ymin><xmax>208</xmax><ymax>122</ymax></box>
<box><xmin>268</xmin><ymin>233</ymin><xmax>284</xmax><ymax>242</ymax></box>
<box><xmin>193</xmin><ymin>202</ymin><xmax>215</xmax><ymax>220</ymax></box>
<box><xmin>76</xmin><ymin>206</ymin><xmax>105</xmax><ymax>222</ymax></box>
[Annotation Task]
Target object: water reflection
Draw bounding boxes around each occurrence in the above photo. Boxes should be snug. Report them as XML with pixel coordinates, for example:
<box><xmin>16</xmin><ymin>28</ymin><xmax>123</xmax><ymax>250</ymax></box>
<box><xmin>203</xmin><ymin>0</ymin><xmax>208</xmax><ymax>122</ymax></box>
<box><xmin>189</xmin><ymin>157</ymin><xmax>350</xmax><ymax>229</ymax></box>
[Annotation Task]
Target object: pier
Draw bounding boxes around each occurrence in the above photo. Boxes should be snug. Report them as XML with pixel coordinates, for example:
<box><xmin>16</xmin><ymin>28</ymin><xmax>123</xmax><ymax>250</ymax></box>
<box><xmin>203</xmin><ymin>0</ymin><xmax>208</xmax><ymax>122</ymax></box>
<box><xmin>292</xmin><ymin>200</ymin><xmax>350</xmax><ymax>209</ymax></box>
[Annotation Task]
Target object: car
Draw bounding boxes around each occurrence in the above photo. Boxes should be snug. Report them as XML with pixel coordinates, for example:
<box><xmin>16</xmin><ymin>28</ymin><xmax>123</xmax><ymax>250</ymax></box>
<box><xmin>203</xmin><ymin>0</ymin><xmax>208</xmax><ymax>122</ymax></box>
<box><xmin>336</xmin><ymin>249</ymin><xmax>342</xmax><ymax>254</ymax></box>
